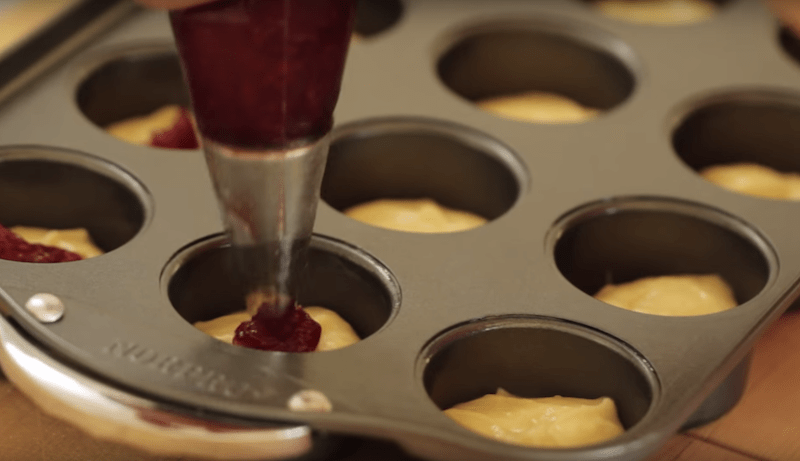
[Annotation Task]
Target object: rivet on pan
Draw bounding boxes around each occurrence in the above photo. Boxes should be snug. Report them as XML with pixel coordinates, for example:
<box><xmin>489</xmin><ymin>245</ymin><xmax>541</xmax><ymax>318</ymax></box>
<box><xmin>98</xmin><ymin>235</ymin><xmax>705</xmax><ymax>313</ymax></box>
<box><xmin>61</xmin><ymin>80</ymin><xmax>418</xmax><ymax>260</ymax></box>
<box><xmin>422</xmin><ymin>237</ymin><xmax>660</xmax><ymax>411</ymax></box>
<box><xmin>24</xmin><ymin>293</ymin><xmax>65</xmax><ymax>323</ymax></box>
<box><xmin>287</xmin><ymin>390</ymin><xmax>332</xmax><ymax>413</ymax></box>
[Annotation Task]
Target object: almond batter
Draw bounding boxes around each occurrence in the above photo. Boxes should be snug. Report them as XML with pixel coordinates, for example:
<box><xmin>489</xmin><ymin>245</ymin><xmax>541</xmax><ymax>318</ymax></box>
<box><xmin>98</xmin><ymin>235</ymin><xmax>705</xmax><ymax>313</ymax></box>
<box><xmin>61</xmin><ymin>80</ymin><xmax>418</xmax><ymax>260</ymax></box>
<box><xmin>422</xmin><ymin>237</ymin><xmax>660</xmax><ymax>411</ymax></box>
<box><xmin>700</xmin><ymin>163</ymin><xmax>800</xmax><ymax>200</ymax></box>
<box><xmin>477</xmin><ymin>91</ymin><xmax>599</xmax><ymax>124</ymax></box>
<box><xmin>594</xmin><ymin>274</ymin><xmax>737</xmax><ymax>316</ymax></box>
<box><xmin>592</xmin><ymin>0</ymin><xmax>717</xmax><ymax>25</ymax></box>
<box><xmin>444</xmin><ymin>388</ymin><xmax>624</xmax><ymax>448</ymax></box>
<box><xmin>343</xmin><ymin>198</ymin><xmax>487</xmax><ymax>233</ymax></box>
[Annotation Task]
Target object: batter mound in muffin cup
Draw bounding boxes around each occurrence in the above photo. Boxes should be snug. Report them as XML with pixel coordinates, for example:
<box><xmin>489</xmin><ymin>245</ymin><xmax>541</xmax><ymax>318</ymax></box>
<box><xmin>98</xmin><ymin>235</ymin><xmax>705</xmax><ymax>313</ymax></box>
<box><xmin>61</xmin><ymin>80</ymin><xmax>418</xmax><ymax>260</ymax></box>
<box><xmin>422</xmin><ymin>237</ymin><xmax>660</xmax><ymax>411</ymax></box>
<box><xmin>591</xmin><ymin>0</ymin><xmax>717</xmax><ymax>25</ymax></box>
<box><xmin>343</xmin><ymin>198</ymin><xmax>487</xmax><ymax>233</ymax></box>
<box><xmin>444</xmin><ymin>388</ymin><xmax>624</xmax><ymax>448</ymax></box>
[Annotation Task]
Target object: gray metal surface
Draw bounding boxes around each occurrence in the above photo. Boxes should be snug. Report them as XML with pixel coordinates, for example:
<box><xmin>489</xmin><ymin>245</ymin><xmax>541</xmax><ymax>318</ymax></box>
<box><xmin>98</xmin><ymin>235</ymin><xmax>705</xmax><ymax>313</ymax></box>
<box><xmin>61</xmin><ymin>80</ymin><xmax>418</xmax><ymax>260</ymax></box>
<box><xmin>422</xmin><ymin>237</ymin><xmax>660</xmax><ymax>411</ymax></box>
<box><xmin>1</xmin><ymin>0</ymin><xmax>800</xmax><ymax>460</ymax></box>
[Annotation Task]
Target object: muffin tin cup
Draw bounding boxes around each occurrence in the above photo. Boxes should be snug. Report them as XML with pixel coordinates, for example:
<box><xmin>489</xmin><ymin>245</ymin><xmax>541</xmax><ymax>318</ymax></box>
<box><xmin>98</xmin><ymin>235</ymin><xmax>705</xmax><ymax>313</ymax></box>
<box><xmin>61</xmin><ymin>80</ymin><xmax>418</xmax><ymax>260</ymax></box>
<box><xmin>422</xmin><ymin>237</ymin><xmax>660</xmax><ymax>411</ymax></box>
<box><xmin>436</xmin><ymin>16</ymin><xmax>637</xmax><ymax>116</ymax></box>
<box><xmin>0</xmin><ymin>145</ymin><xmax>149</xmax><ymax>248</ymax></box>
<box><xmin>165</xmin><ymin>234</ymin><xmax>400</xmax><ymax>341</ymax></box>
<box><xmin>2</xmin><ymin>1</ymin><xmax>800</xmax><ymax>460</ymax></box>
<box><xmin>420</xmin><ymin>316</ymin><xmax>657</xmax><ymax>430</ymax></box>
<box><xmin>76</xmin><ymin>42</ymin><xmax>190</xmax><ymax>130</ymax></box>
<box><xmin>548</xmin><ymin>196</ymin><xmax>773</xmax><ymax>431</ymax></box>
<box><xmin>321</xmin><ymin>116</ymin><xmax>527</xmax><ymax>221</ymax></box>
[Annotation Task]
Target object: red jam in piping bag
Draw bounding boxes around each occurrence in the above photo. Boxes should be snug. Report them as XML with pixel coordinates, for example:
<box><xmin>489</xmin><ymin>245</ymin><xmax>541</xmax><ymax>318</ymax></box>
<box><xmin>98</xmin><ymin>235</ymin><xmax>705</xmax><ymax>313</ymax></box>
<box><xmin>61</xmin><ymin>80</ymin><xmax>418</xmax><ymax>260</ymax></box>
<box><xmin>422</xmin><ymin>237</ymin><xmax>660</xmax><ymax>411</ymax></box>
<box><xmin>169</xmin><ymin>0</ymin><xmax>357</xmax><ymax>149</ymax></box>
<box><xmin>170</xmin><ymin>0</ymin><xmax>357</xmax><ymax>352</ymax></box>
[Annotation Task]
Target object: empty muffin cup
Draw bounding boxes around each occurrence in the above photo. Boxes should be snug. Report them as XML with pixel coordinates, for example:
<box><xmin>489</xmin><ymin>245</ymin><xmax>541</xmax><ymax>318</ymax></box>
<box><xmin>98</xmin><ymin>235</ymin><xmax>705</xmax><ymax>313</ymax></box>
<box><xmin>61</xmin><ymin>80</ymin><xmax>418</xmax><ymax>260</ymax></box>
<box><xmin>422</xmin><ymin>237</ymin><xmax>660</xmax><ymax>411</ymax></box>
<box><xmin>673</xmin><ymin>90</ymin><xmax>800</xmax><ymax>201</ymax></box>
<box><xmin>75</xmin><ymin>43</ymin><xmax>196</xmax><ymax>149</ymax></box>
<box><xmin>437</xmin><ymin>19</ymin><xmax>637</xmax><ymax>123</ymax></box>
<box><xmin>0</xmin><ymin>146</ymin><xmax>149</xmax><ymax>259</ymax></box>
<box><xmin>421</xmin><ymin>316</ymin><xmax>655</xmax><ymax>447</ymax></box>
<box><xmin>321</xmin><ymin>117</ymin><xmax>525</xmax><ymax>233</ymax></box>
<box><xmin>165</xmin><ymin>234</ymin><xmax>399</xmax><ymax>347</ymax></box>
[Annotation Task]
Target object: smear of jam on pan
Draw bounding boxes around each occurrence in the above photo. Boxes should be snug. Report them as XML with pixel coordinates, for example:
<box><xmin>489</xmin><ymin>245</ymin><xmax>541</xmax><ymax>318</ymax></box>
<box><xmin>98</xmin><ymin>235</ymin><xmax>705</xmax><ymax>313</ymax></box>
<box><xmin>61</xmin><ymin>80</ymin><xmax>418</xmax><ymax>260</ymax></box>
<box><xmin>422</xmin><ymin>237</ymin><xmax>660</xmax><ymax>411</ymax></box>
<box><xmin>0</xmin><ymin>224</ymin><xmax>83</xmax><ymax>263</ymax></box>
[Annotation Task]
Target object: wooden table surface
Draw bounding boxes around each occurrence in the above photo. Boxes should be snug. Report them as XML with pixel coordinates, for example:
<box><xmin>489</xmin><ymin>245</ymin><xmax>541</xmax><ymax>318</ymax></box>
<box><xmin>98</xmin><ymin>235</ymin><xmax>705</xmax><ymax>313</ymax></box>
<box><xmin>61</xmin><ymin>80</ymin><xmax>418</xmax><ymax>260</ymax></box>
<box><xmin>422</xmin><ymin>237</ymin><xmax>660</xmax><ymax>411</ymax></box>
<box><xmin>1</xmin><ymin>308</ymin><xmax>799</xmax><ymax>460</ymax></box>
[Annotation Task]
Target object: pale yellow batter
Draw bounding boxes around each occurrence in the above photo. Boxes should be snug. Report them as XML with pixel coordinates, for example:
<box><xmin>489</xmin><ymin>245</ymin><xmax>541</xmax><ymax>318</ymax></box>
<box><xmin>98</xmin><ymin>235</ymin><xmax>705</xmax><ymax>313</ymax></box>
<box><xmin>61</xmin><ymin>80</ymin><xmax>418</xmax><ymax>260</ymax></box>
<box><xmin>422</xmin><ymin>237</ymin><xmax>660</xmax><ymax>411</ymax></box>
<box><xmin>194</xmin><ymin>306</ymin><xmax>360</xmax><ymax>351</ymax></box>
<box><xmin>105</xmin><ymin>105</ymin><xmax>187</xmax><ymax>146</ymax></box>
<box><xmin>592</xmin><ymin>0</ymin><xmax>717</xmax><ymax>25</ymax></box>
<box><xmin>594</xmin><ymin>274</ymin><xmax>737</xmax><ymax>316</ymax></box>
<box><xmin>477</xmin><ymin>91</ymin><xmax>599</xmax><ymax>124</ymax></box>
<box><xmin>343</xmin><ymin>198</ymin><xmax>487</xmax><ymax>233</ymax></box>
<box><xmin>11</xmin><ymin>226</ymin><xmax>103</xmax><ymax>259</ymax></box>
<box><xmin>444</xmin><ymin>389</ymin><xmax>624</xmax><ymax>448</ymax></box>
<box><xmin>700</xmin><ymin>163</ymin><xmax>800</xmax><ymax>201</ymax></box>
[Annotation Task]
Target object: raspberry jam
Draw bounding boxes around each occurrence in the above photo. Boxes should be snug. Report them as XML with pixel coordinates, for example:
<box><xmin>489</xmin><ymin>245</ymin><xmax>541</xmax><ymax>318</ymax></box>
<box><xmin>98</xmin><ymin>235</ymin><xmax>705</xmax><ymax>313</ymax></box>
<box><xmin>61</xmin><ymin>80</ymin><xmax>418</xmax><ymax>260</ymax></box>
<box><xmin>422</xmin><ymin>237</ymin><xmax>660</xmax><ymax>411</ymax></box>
<box><xmin>150</xmin><ymin>107</ymin><xmax>199</xmax><ymax>149</ymax></box>
<box><xmin>169</xmin><ymin>0</ymin><xmax>357</xmax><ymax>148</ymax></box>
<box><xmin>233</xmin><ymin>302</ymin><xmax>321</xmax><ymax>352</ymax></box>
<box><xmin>0</xmin><ymin>225</ymin><xmax>82</xmax><ymax>263</ymax></box>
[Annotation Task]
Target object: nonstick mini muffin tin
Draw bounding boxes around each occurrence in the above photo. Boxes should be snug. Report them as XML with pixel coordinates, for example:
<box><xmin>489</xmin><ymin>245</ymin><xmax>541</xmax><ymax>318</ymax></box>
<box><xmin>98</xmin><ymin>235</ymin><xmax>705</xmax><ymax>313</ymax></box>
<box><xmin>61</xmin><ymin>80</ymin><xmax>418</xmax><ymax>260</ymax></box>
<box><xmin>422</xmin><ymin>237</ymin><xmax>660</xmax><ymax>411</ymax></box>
<box><xmin>2</xmin><ymin>1</ymin><xmax>800</xmax><ymax>460</ymax></box>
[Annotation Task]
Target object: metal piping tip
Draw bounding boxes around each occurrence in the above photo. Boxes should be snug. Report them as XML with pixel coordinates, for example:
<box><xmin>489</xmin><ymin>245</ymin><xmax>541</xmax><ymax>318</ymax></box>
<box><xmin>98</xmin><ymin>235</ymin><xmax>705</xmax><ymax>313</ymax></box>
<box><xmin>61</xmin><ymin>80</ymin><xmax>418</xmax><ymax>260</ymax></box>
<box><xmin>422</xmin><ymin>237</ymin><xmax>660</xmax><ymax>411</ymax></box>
<box><xmin>201</xmin><ymin>136</ymin><xmax>330</xmax><ymax>316</ymax></box>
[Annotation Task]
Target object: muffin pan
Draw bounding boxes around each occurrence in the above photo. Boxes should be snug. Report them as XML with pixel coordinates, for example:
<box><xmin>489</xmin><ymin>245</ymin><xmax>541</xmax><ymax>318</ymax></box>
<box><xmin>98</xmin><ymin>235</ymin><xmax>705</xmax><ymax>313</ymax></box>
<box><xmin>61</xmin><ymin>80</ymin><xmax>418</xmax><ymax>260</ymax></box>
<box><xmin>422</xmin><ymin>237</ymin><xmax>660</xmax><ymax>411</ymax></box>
<box><xmin>2</xmin><ymin>0</ymin><xmax>800</xmax><ymax>460</ymax></box>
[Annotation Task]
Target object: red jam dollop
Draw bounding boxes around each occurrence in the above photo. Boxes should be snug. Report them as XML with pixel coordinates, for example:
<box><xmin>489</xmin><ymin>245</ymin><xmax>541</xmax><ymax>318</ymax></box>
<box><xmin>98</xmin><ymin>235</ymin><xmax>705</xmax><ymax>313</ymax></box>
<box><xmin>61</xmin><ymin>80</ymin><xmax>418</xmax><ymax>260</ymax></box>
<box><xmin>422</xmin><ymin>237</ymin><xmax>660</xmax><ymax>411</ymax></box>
<box><xmin>0</xmin><ymin>224</ymin><xmax>83</xmax><ymax>263</ymax></box>
<box><xmin>169</xmin><ymin>0</ymin><xmax>357</xmax><ymax>148</ymax></box>
<box><xmin>233</xmin><ymin>302</ymin><xmax>321</xmax><ymax>352</ymax></box>
<box><xmin>150</xmin><ymin>106</ymin><xmax>199</xmax><ymax>149</ymax></box>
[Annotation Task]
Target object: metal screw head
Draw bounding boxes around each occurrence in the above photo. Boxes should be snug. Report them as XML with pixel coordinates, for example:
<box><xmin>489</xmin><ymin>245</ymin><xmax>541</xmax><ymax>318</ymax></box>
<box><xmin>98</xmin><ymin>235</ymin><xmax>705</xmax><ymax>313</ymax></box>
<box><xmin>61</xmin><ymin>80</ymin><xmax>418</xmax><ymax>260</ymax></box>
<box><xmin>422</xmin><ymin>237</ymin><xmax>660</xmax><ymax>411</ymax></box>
<box><xmin>287</xmin><ymin>390</ymin><xmax>332</xmax><ymax>413</ymax></box>
<box><xmin>25</xmin><ymin>293</ymin><xmax>65</xmax><ymax>323</ymax></box>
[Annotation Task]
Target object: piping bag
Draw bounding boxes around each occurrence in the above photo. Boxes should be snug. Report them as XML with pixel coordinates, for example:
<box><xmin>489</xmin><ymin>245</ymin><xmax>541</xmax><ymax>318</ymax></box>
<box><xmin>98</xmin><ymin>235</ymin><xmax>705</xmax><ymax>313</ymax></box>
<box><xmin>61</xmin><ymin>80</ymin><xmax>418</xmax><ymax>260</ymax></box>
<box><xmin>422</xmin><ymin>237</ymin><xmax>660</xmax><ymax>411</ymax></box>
<box><xmin>169</xmin><ymin>0</ymin><xmax>357</xmax><ymax>350</ymax></box>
